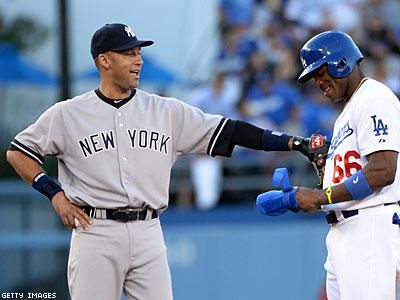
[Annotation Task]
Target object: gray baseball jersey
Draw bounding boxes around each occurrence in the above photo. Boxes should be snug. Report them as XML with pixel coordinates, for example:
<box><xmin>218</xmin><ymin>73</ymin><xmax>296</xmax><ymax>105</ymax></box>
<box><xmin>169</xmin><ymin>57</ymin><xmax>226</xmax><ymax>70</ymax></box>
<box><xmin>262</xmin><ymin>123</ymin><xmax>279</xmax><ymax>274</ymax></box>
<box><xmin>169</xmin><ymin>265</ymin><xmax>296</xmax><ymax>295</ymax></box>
<box><xmin>11</xmin><ymin>88</ymin><xmax>226</xmax><ymax>211</ymax></box>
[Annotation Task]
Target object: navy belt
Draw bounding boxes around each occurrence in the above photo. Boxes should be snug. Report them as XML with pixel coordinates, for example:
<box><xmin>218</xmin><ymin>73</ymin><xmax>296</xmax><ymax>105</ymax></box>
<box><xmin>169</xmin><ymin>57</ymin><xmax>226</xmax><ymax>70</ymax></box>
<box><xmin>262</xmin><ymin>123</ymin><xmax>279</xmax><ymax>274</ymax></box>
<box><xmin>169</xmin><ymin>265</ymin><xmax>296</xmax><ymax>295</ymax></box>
<box><xmin>326</xmin><ymin>201</ymin><xmax>400</xmax><ymax>224</ymax></box>
<box><xmin>82</xmin><ymin>206</ymin><xmax>158</xmax><ymax>222</ymax></box>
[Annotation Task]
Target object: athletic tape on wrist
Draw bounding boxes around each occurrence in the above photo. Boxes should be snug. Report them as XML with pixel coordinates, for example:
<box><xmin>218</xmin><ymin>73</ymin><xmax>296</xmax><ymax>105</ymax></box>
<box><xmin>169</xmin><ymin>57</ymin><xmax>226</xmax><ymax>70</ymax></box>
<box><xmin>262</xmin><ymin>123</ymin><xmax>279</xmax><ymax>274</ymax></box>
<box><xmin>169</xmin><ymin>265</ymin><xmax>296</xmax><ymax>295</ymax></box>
<box><xmin>32</xmin><ymin>172</ymin><xmax>63</xmax><ymax>201</ymax></box>
<box><xmin>262</xmin><ymin>129</ymin><xmax>291</xmax><ymax>151</ymax></box>
<box><xmin>343</xmin><ymin>170</ymin><xmax>373</xmax><ymax>200</ymax></box>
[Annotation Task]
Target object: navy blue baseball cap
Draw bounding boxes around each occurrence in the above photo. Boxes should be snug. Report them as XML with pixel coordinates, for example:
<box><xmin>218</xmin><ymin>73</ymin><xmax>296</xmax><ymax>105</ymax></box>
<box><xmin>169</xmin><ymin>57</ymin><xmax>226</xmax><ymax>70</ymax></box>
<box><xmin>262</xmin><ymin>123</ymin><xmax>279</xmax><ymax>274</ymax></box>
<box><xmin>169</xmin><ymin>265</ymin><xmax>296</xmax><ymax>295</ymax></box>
<box><xmin>91</xmin><ymin>23</ymin><xmax>154</xmax><ymax>59</ymax></box>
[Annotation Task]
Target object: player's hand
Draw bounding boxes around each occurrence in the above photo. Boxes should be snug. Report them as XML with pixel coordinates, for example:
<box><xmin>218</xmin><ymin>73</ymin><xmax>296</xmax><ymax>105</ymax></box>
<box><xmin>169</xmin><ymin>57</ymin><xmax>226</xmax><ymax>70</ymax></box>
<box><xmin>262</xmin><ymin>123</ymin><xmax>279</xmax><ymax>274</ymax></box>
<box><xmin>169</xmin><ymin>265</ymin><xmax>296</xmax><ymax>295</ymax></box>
<box><xmin>292</xmin><ymin>133</ymin><xmax>330</xmax><ymax>189</ymax></box>
<box><xmin>294</xmin><ymin>187</ymin><xmax>325</xmax><ymax>212</ymax></box>
<box><xmin>51</xmin><ymin>192</ymin><xmax>93</xmax><ymax>230</ymax></box>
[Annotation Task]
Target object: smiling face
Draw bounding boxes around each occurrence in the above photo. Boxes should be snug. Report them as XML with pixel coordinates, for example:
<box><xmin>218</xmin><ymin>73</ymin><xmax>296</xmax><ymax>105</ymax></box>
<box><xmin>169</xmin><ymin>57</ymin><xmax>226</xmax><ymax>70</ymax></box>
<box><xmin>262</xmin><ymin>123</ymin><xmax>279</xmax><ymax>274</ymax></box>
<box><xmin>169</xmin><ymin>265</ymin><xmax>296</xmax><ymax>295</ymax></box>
<box><xmin>107</xmin><ymin>47</ymin><xmax>143</xmax><ymax>89</ymax></box>
<box><xmin>311</xmin><ymin>65</ymin><xmax>351</xmax><ymax>103</ymax></box>
<box><xmin>96</xmin><ymin>47</ymin><xmax>143</xmax><ymax>98</ymax></box>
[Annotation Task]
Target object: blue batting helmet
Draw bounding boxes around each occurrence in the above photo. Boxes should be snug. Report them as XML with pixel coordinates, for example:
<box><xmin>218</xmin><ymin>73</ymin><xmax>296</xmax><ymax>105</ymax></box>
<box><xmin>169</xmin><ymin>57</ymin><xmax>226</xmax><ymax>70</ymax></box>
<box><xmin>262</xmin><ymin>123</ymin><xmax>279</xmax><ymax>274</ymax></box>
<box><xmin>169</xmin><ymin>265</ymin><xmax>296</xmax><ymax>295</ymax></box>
<box><xmin>298</xmin><ymin>31</ymin><xmax>363</xmax><ymax>83</ymax></box>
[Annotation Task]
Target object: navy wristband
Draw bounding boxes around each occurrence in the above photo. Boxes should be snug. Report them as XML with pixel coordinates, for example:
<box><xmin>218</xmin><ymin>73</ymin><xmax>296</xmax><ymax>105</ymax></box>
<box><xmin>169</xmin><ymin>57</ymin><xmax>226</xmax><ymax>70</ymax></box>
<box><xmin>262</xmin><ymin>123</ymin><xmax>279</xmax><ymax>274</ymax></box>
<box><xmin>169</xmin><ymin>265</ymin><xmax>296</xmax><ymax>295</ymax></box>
<box><xmin>262</xmin><ymin>130</ymin><xmax>291</xmax><ymax>151</ymax></box>
<box><xmin>344</xmin><ymin>170</ymin><xmax>373</xmax><ymax>200</ymax></box>
<box><xmin>32</xmin><ymin>172</ymin><xmax>63</xmax><ymax>201</ymax></box>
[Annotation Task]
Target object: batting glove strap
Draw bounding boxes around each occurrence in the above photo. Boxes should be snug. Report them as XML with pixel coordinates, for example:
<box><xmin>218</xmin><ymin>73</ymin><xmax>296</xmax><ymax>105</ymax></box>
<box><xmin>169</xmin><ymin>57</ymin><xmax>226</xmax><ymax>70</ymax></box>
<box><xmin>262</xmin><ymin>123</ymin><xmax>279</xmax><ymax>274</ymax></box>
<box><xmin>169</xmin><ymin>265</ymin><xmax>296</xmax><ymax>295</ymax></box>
<box><xmin>32</xmin><ymin>172</ymin><xmax>63</xmax><ymax>202</ymax></box>
<box><xmin>262</xmin><ymin>130</ymin><xmax>291</xmax><ymax>151</ymax></box>
<box><xmin>291</xmin><ymin>136</ymin><xmax>310</xmax><ymax>159</ymax></box>
<box><xmin>282</xmin><ymin>187</ymin><xmax>298</xmax><ymax>209</ymax></box>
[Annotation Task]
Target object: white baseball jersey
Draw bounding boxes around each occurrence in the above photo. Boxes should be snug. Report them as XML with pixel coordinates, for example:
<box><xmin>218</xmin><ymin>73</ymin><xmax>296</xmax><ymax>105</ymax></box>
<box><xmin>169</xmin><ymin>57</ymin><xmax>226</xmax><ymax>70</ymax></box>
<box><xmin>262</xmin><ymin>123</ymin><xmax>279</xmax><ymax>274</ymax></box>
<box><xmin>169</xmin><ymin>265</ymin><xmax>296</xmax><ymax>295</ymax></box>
<box><xmin>11</xmin><ymin>89</ymin><xmax>226</xmax><ymax>211</ymax></box>
<box><xmin>322</xmin><ymin>78</ymin><xmax>400</xmax><ymax>211</ymax></box>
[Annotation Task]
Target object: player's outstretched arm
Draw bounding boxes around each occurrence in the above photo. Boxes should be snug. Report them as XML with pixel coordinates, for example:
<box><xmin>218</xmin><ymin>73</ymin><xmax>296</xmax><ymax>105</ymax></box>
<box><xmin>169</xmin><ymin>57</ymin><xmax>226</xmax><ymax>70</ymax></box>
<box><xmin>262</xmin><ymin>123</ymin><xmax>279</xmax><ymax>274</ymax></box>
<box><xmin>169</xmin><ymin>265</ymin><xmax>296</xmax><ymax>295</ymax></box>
<box><xmin>6</xmin><ymin>150</ymin><xmax>92</xmax><ymax>230</ymax></box>
<box><xmin>211</xmin><ymin>120</ymin><xmax>329</xmax><ymax>162</ymax></box>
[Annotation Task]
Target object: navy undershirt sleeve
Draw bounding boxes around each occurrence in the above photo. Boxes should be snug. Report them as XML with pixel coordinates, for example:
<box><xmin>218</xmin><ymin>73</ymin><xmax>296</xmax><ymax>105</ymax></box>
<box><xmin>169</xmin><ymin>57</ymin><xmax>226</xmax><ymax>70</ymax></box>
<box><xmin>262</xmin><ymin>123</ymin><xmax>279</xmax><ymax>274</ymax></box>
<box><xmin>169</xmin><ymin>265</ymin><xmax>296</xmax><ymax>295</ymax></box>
<box><xmin>210</xmin><ymin>120</ymin><xmax>291</xmax><ymax>157</ymax></box>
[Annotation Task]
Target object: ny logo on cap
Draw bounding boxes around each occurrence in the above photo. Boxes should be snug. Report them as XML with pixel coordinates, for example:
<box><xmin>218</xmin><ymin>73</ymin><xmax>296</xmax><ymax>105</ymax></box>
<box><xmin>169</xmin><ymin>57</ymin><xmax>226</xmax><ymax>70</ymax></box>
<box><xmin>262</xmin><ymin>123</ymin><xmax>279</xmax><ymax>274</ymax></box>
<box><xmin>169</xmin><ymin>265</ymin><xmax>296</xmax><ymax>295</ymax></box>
<box><xmin>124</xmin><ymin>26</ymin><xmax>135</xmax><ymax>38</ymax></box>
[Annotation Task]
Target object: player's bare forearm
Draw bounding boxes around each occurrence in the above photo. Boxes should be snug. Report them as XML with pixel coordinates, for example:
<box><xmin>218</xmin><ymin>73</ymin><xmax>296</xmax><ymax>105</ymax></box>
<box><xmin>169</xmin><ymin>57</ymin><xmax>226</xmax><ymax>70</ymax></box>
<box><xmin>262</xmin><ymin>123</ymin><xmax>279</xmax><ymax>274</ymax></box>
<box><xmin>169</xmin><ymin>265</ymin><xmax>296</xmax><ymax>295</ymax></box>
<box><xmin>295</xmin><ymin>150</ymin><xmax>398</xmax><ymax>211</ymax></box>
<box><xmin>6</xmin><ymin>150</ymin><xmax>43</xmax><ymax>184</ymax></box>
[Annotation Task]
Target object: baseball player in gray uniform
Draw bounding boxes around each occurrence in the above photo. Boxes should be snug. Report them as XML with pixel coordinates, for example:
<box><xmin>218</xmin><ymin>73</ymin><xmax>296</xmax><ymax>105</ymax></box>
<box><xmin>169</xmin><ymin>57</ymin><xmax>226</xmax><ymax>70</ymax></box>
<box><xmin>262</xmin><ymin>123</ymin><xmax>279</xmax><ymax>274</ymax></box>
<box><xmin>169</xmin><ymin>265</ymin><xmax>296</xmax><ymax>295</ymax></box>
<box><xmin>6</xmin><ymin>23</ymin><xmax>320</xmax><ymax>300</ymax></box>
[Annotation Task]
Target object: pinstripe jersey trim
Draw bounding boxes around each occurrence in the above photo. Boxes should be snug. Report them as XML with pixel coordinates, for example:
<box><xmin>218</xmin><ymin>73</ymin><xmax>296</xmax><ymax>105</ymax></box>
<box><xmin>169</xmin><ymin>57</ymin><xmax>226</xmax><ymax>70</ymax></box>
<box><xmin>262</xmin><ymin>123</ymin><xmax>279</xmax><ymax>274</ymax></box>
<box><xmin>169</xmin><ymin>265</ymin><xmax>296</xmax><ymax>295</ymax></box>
<box><xmin>10</xmin><ymin>139</ymin><xmax>44</xmax><ymax>165</ymax></box>
<box><xmin>208</xmin><ymin>118</ymin><xmax>228</xmax><ymax>156</ymax></box>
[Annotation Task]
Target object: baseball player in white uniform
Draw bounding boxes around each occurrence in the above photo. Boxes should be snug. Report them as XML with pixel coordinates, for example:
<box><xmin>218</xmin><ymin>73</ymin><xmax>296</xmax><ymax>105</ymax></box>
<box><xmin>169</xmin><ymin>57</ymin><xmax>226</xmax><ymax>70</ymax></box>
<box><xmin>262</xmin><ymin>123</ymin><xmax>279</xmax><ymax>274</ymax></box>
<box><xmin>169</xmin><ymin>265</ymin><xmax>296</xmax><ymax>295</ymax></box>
<box><xmin>6</xmin><ymin>23</ymin><xmax>320</xmax><ymax>300</ymax></box>
<box><xmin>258</xmin><ymin>31</ymin><xmax>400</xmax><ymax>299</ymax></box>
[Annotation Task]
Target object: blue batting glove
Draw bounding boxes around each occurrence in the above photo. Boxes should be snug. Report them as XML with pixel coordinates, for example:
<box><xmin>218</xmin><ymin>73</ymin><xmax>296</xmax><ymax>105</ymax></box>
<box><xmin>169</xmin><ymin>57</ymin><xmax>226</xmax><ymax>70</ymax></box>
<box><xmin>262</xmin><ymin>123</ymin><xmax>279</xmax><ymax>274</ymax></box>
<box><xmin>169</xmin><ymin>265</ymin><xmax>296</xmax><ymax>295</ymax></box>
<box><xmin>256</xmin><ymin>168</ymin><xmax>298</xmax><ymax>216</ymax></box>
<box><xmin>272</xmin><ymin>168</ymin><xmax>293</xmax><ymax>192</ymax></box>
<box><xmin>256</xmin><ymin>188</ymin><xmax>298</xmax><ymax>216</ymax></box>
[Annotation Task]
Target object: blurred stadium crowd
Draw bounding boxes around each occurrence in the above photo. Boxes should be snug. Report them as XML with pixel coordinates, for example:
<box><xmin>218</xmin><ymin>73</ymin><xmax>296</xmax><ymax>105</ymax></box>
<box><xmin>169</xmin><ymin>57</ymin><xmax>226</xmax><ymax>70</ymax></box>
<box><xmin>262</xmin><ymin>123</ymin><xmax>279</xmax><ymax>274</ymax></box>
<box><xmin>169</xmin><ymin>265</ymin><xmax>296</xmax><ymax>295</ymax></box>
<box><xmin>211</xmin><ymin>0</ymin><xmax>400</xmax><ymax>138</ymax></box>
<box><xmin>183</xmin><ymin>0</ymin><xmax>400</xmax><ymax>209</ymax></box>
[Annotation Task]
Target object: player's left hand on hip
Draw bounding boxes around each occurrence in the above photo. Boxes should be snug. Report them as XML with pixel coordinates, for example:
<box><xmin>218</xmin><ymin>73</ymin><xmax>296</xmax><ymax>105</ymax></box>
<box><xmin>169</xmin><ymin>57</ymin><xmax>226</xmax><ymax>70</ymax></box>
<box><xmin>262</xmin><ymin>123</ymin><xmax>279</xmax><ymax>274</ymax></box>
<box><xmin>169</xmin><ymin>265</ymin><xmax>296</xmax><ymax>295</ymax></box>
<box><xmin>256</xmin><ymin>168</ymin><xmax>299</xmax><ymax>216</ymax></box>
<box><xmin>52</xmin><ymin>192</ymin><xmax>93</xmax><ymax>230</ymax></box>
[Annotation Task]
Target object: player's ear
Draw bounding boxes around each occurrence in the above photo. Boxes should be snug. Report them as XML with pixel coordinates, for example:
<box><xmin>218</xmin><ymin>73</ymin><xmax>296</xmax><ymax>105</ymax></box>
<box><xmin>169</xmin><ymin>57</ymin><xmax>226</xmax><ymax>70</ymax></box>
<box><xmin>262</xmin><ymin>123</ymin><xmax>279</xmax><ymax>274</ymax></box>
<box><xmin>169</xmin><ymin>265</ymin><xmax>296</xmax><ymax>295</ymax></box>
<box><xmin>96</xmin><ymin>54</ymin><xmax>110</xmax><ymax>70</ymax></box>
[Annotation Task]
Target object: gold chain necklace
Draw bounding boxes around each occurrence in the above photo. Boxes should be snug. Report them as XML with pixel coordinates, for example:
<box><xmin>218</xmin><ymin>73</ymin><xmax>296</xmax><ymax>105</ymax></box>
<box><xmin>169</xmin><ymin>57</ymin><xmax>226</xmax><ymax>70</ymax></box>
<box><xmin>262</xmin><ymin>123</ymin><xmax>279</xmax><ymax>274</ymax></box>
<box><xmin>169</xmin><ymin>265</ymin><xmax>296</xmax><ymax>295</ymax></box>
<box><xmin>354</xmin><ymin>77</ymin><xmax>369</xmax><ymax>93</ymax></box>
<box><xmin>344</xmin><ymin>77</ymin><xmax>369</xmax><ymax>107</ymax></box>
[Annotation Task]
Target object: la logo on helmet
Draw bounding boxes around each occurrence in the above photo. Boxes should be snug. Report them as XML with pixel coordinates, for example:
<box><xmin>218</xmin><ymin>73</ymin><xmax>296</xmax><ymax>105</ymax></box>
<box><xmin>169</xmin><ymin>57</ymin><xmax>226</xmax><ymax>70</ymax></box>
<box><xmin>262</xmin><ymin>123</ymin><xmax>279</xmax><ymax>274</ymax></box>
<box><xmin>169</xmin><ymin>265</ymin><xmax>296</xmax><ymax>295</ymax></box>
<box><xmin>124</xmin><ymin>26</ymin><xmax>135</xmax><ymax>38</ymax></box>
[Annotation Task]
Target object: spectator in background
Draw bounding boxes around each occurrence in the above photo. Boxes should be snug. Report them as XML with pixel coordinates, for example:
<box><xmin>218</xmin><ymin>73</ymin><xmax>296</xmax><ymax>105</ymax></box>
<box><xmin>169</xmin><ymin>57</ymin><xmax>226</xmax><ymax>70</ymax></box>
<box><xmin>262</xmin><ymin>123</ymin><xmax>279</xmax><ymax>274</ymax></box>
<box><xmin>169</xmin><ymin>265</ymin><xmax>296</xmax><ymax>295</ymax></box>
<box><xmin>370</xmin><ymin>58</ymin><xmax>400</xmax><ymax>97</ymax></box>
<box><xmin>363</xmin><ymin>0</ymin><xmax>400</xmax><ymax>34</ymax></box>
<box><xmin>241</xmin><ymin>69</ymin><xmax>300</xmax><ymax>127</ymax></box>
<box><xmin>361</xmin><ymin>11</ymin><xmax>400</xmax><ymax>95</ymax></box>
<box><xmin>298</xmin><ymin>85</ymin><xmax>339</xmax><ymax>140</ymax></box>
<box><xmin>216</xmin><ymin>27</ymin><xmax>248</xmax><ymax>76</ymax></box>
<box><xmin>189</xmin><ymin>71</ymin><xmax>240</xmax><ymax>210</ymax></box>
<box><xmin>240</xmin><ymin>49</ymin><xmax>270</xmax><ymax>98</ymax></box>
<box><xmin>284</xmin><ymin>0</ymin><xmax>362</xmax><ymax>33</ymax></box>
<box><xmin>219</xmin><ymin>0</ymin><xmax>255</xmax><ymax>28</ymax></box>
<box><xmin>243</xmin><ymin>72</ymin><xmax>278</xmax><ymax>124</ymax></box>
<box><xmin>362</xmin><ymin>13</ymin><xmax>400</xmax><ymax>58</ymax></box>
